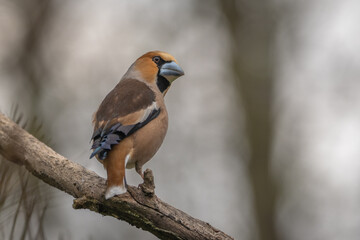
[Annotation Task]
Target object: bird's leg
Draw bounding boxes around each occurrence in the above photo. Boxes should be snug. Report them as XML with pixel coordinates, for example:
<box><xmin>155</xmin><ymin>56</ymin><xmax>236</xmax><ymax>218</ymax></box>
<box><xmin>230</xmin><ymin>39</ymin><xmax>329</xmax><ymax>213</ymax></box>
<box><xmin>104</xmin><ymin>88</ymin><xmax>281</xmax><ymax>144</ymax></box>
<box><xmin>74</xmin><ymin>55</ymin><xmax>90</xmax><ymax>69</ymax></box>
<box><xmin>135</xmin><ymin>162</ymin><xmax>144</xmax><ymax>179</ymax></box>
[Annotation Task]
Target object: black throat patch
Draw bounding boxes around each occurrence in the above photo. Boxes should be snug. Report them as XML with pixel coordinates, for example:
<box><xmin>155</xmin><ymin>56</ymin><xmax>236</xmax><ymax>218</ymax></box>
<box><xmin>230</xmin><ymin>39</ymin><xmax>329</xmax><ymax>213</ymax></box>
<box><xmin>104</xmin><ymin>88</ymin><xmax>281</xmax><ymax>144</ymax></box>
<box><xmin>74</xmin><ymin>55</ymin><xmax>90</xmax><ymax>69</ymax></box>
<box><xmin>156</xmin><ymin>75</ymin><xmax>170</xmax><ymax>93</ymax></box>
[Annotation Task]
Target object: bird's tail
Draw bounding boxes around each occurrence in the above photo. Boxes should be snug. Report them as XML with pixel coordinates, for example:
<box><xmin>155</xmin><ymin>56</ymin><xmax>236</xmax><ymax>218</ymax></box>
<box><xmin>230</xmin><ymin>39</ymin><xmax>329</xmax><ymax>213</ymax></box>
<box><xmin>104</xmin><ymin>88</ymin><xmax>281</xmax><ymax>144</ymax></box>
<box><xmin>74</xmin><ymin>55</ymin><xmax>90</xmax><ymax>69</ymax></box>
<box><xmin>103</xmin><ymin>145</ymin><xmax>128</xmax><ymax>199</ymax></box>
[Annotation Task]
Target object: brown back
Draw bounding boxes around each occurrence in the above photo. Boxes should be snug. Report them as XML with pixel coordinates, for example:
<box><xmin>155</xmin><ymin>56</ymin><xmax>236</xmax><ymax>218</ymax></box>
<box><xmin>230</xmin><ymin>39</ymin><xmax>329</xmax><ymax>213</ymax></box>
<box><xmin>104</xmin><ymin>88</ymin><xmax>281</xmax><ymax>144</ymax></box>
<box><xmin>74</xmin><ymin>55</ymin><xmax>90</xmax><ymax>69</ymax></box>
<box><xmin>95</xmin><ymin>78</ymin><xmax>155</xmax><ymax>127</ymax></box>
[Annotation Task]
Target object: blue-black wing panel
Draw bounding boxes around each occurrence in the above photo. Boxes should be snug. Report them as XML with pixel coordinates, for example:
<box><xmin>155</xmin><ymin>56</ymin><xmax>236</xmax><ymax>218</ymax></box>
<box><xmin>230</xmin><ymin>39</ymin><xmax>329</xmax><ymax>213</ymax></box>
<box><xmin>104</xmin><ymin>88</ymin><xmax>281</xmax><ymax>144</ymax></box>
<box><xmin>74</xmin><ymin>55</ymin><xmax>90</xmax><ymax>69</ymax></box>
<box><xmin>90</xmin><ymin>108</ymin><xmax>160</xmax><ymax>160</ymax></box>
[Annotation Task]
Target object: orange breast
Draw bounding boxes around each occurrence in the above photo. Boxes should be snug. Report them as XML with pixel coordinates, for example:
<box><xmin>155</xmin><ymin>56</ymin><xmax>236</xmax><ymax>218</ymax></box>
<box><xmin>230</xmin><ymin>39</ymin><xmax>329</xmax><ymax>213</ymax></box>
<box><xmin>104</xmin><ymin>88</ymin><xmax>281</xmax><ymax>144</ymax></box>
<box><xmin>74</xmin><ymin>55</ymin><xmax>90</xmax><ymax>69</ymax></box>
<box><xmin>126</xmin><ymin>105</ymin><xmax>168</xmax><ymax>169</ymax></box>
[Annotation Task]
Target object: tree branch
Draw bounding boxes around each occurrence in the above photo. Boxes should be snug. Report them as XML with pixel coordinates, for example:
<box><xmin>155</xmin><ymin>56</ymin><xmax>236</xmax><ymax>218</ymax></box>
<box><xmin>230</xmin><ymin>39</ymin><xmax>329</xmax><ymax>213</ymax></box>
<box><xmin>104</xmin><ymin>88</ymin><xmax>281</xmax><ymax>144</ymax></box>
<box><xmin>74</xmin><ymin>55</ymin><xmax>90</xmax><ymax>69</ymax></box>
<box><xmin>0</xmin><ymin>112</ymin><xmax>233</xmax><ymax>240</ymax></box>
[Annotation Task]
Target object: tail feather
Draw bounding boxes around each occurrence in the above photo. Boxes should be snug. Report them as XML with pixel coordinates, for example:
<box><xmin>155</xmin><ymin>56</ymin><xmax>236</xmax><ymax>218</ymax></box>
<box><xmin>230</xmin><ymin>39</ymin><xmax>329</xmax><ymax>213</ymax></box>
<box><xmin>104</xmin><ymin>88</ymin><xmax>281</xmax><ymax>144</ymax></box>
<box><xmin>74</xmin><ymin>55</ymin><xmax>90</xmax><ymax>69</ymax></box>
<box><xmin>102</xmin><ymin>144</ymin><xmax>129</xmax><ymax>199</ymax></box>
<box><xmin>105</xmin><ymin>184</ymin><xmax>126</xmax><ymax>199</ymax></box>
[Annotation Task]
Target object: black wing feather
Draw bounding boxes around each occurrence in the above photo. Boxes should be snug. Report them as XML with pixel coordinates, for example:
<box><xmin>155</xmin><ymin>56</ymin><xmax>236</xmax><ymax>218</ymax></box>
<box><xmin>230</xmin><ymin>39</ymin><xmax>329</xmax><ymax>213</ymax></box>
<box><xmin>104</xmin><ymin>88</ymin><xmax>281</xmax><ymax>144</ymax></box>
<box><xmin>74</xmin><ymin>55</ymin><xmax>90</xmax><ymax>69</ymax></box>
<box><xmin>90</xmin><ymin>108</ymin><xmax>160</xmax><ymax>160</ymax></box>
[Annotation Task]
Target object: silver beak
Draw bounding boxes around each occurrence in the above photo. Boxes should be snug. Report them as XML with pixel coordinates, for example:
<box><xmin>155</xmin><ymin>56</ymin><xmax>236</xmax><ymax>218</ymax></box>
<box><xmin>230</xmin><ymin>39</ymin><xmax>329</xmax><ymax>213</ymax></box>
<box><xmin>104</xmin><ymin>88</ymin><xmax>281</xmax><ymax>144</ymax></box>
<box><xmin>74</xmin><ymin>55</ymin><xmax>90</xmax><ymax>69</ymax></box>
<box><xmin>159</xmin><ymin>61</ymin><xmax>184</xmax><ymax>82</ymax></box>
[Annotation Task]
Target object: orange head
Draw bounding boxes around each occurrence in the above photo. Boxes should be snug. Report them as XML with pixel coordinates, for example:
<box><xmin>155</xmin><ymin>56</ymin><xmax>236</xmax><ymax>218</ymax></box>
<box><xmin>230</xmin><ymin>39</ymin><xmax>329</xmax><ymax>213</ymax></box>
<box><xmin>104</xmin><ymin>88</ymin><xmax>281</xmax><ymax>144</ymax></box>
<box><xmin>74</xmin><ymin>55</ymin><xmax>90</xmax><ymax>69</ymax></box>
<box><xmin>123</xmin><ymin>51</ymin><xmax>184</xmax><ymax>94</ymax></box>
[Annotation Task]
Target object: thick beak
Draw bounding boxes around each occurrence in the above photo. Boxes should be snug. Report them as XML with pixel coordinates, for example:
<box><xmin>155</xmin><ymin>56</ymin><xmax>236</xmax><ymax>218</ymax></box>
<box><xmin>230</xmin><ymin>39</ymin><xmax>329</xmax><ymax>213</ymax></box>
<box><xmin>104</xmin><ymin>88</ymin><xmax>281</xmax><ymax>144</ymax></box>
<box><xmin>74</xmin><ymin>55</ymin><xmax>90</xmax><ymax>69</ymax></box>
<box><xmin>159</xmin><ymin>61</ymin><xmax>184</xmax><ymax>82</ymax></box>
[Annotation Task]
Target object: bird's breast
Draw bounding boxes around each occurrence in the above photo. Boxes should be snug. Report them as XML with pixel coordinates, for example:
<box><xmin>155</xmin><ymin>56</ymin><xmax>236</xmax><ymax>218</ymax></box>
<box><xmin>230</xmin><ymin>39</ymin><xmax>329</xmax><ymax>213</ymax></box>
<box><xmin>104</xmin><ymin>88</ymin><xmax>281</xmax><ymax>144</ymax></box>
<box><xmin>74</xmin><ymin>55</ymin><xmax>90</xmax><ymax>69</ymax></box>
<box><xmin>125</xmin><ymin>106</ymin><xmax>168</xmax><ymax>169</ymax></box>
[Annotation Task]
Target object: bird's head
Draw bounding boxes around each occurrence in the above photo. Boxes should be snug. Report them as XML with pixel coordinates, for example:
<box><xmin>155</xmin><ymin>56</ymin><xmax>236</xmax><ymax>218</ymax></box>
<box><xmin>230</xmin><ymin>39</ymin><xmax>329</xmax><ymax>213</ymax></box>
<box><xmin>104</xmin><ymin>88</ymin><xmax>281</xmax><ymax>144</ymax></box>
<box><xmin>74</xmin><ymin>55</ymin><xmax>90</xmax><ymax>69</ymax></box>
<box><xmin>124</xmin><ymin>51</ymin><xmax>184</xmax><ymax>95</ymax></box>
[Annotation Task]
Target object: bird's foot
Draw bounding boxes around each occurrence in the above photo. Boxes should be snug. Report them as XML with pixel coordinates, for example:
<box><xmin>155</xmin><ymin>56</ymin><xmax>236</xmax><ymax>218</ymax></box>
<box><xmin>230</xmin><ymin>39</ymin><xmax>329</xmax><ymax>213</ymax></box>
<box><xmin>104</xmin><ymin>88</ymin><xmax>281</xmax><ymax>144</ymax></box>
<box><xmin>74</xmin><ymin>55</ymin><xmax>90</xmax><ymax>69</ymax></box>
<box><xmin>139</xmin><ymin>169</ymin><xmax>155</xmax><ymax>196</ymax></box>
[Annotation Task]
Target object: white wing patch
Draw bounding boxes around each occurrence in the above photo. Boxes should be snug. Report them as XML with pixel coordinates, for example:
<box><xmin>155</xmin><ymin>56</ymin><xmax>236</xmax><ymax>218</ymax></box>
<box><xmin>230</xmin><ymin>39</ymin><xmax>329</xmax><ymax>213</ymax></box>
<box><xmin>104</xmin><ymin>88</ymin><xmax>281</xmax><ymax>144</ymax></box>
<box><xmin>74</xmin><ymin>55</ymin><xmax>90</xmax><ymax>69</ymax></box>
<box><xmin>140</xmin><ymin>101</ymin><xmax>158</xmax><ymax>122</ymax></box>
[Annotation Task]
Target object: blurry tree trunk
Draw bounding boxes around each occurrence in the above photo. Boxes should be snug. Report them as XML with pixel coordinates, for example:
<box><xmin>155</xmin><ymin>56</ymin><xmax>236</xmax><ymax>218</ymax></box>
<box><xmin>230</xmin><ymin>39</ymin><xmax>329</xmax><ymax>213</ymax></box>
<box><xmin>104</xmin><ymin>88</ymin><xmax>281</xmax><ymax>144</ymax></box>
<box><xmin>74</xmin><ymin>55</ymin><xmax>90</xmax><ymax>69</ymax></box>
<box><xmin>219</xmin><ymin>1</ymin><xmax>279</xmax><ymax>240</ymax></box>
<box><xmin>12</xmin><ymin>0</ymin><xmax>52</xmax><ymax>111</ymax></box>
<box><xmin>0</xmin><ymin>2</ymin><xmax>55</xmax><ymax>239</ymax></box>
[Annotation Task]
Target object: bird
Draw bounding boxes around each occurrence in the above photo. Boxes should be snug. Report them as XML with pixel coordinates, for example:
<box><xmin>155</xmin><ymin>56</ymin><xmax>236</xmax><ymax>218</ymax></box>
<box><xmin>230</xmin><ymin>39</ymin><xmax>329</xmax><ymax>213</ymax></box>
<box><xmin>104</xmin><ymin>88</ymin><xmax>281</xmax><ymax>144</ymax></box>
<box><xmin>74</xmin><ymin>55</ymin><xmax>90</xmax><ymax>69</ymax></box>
<box><xmin>90</xmin><ymin>51</ymin><xmax>184</xmax><ymax>199</ymax></box>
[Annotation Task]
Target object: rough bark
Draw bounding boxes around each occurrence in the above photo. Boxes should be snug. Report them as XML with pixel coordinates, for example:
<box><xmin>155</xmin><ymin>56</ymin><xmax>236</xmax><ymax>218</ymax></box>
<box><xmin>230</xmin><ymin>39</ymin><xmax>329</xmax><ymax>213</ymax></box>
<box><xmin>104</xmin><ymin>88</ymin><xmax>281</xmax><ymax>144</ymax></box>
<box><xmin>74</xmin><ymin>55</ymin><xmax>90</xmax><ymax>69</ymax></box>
<box><xmin>0</xmin><ymin>112</ymin><xmax>233</xmax><ymax>240</ymax></box>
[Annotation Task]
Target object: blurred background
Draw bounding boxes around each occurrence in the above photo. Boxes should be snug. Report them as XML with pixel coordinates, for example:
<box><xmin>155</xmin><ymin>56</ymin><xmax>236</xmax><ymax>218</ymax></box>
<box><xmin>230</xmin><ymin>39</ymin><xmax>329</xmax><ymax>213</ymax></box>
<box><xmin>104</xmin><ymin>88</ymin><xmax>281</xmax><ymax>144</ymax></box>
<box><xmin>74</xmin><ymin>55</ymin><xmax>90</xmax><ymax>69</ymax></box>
<box><xmin>0</xmin><ymin>0</ymin><xmax>360</xmax><ymax>239</ymax></box>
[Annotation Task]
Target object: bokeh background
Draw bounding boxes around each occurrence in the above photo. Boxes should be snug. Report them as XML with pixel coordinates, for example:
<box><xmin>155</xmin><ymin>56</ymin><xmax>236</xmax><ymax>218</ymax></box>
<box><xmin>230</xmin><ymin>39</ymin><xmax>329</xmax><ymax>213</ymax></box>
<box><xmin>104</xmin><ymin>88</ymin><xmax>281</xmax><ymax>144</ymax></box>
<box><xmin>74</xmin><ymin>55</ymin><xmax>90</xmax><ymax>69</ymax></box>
<box><xmin>1</xmin><ymin>0</ymin><xmax>360</xmax><ymax>240</ymax></box>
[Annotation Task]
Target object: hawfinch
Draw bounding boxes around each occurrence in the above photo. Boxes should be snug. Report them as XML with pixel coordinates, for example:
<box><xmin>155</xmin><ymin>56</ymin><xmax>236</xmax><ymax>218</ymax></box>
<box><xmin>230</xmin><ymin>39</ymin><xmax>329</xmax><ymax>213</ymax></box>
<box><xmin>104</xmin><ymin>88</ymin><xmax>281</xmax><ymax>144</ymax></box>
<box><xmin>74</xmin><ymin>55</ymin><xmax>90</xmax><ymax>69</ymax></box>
<box><xmin>90</xmin><ymin>51</ymin><xmax>184</xmax><ymax>199</ymax></box>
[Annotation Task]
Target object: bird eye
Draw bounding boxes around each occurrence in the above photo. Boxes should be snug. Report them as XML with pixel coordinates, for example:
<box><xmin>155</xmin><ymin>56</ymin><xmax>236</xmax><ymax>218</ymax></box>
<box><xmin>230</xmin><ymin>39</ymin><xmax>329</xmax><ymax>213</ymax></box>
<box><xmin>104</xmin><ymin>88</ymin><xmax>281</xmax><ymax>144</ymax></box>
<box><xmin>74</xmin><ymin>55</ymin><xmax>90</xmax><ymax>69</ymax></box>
<box><xmin>153</xmin><ymin>56</ymin><xmax>160</xmax><ymax>64</ymax></box>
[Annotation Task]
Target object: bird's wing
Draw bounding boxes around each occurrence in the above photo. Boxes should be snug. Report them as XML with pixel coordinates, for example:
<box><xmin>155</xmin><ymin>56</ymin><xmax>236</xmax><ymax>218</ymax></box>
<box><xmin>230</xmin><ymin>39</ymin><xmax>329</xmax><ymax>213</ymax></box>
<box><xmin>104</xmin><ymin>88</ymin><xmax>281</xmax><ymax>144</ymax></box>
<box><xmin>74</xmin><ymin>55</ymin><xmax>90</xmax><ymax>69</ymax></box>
<box><xmin>90</xmin><ymin>78</ymin><xmax>160</xmax><ymax>160</ymax></box>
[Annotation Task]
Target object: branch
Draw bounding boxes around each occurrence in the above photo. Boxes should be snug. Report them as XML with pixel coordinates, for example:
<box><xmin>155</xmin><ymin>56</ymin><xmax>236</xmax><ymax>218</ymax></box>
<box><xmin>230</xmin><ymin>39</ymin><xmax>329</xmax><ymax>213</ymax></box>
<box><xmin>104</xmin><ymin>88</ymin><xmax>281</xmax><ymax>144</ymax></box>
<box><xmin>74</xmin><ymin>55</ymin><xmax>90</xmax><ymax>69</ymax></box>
<box><xmin>0</xmin><ymin>112</ymin><xmax>233</xmax><ymax>240</ymax></box>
